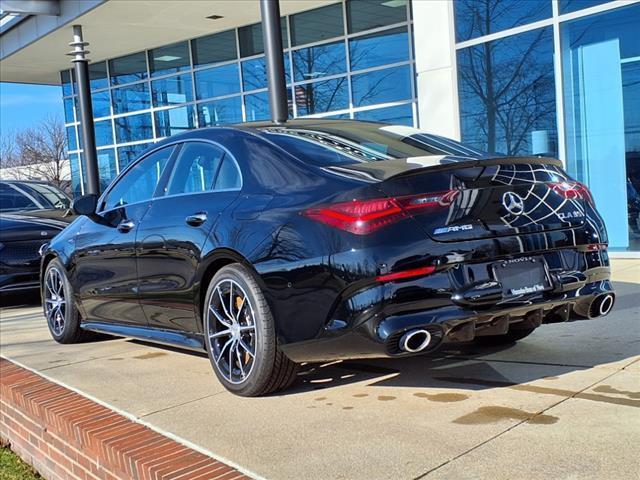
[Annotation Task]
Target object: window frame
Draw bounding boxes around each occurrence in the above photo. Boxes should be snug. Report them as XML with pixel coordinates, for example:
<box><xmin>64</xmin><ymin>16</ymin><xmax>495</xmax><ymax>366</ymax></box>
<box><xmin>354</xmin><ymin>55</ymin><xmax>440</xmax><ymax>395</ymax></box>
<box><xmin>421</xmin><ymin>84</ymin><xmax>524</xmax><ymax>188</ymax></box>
<box><xmin>159</xmin><ymin>140</ymin><xmax>243</xmax><ymax>198</ymax></box>
<box><xmin>164</xmin><ymin>141</ymin><xmax>227</xmax><ymax>196</ymax></box>
<box><xmin>99</xmin><ymin>138</ymin><xmax>243</xmax><ymax>213</ymax></box>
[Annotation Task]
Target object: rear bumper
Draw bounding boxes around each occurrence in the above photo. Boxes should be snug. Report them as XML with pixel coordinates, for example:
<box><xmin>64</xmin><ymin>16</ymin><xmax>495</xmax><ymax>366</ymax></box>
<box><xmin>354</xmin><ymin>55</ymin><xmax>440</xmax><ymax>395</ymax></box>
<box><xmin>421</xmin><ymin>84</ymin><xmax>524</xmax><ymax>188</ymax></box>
<box><xmin>281</xmin><ymin>250</ymin><xmax>614</xmax><ymax>363</ymax></box>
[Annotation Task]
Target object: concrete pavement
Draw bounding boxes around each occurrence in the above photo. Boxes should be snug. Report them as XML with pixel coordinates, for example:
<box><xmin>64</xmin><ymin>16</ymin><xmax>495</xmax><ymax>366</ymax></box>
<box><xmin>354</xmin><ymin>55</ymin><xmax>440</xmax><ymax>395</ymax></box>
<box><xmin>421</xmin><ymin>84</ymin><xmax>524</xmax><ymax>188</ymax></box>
<box><xmin>1</xmin><ymin>259</ymin><xmax>638</xmax><ymax>479</ymax></box>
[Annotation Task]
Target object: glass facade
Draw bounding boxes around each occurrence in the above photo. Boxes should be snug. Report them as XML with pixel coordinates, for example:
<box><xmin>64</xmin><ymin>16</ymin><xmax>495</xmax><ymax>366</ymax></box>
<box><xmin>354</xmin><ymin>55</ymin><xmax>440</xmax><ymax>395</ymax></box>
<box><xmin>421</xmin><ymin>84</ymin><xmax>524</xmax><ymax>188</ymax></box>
<box><xmin>454</xmin><ymin>0</ymin><xmax>638</xmax><ymax>252</ymax></box>
<box><xmin>62</xmin><ymin>0</ymin><xmax>415</xmax><ymax>196</ymax></box>
<box><xmin>561</xmin><ymin>4</ymin><xmax>640</xmax><ymax>251</ymax></box>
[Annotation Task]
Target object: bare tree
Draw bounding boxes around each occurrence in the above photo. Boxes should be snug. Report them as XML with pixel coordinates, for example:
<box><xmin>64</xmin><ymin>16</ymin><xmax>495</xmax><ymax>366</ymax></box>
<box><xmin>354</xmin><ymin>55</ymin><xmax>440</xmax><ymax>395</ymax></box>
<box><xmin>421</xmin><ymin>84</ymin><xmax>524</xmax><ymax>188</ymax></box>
<box><xmin>0</xmin><ymin>116</ymin><xmax>70</xmax><ymax>189</ymax></box>
<box><xmin>0</xmin><ymin>131</ymin><xmax>18</xmax><ymax>170</ymax></box>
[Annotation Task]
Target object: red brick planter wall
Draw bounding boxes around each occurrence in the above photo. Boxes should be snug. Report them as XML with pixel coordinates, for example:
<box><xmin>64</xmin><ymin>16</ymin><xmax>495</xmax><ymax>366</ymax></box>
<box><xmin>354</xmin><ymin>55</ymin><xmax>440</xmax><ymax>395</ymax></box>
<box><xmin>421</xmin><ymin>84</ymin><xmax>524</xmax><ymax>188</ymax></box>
<box><xmin>0</xmin><ymin>358</ymin><xmax>251</xmax><ymax>480</ymax></box>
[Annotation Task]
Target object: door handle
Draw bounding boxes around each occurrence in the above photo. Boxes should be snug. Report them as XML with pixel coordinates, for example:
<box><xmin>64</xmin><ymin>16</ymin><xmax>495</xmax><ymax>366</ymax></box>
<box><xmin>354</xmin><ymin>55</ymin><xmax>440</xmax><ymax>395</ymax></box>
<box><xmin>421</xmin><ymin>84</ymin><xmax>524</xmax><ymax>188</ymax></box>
<box><xmin>117</xmin><ymin>219</ymin><xmax>135</xmax><ymax>232</ymax></box>
<box><xmin>186</xmin><ymin>212</ymin><xmax>207</xmax><ymax>227</ymax></box>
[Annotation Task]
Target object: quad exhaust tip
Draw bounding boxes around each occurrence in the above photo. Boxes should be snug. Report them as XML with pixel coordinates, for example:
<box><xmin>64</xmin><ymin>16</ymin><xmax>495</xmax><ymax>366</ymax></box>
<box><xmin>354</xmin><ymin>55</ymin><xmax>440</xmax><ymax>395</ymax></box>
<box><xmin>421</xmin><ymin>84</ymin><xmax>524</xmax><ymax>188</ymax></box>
<box><xmin>590</xmin><ymin>293</ymin><xmax>615</xmax><ymax>318</ymax></box>
<box><xmin>399</xmin><ymin>329</ymin><xmax>432</xmax><ymax>353</ymax></box>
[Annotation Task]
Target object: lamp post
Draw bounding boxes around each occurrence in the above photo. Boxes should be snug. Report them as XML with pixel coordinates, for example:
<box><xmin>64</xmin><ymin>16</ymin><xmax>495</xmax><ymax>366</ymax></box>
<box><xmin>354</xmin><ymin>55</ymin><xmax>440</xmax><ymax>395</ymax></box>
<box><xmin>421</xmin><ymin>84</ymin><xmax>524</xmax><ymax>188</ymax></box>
<box><xmin>68</xmin><ymin>24</ymin><xmax>100</xmax><ymax>195</ymax></box>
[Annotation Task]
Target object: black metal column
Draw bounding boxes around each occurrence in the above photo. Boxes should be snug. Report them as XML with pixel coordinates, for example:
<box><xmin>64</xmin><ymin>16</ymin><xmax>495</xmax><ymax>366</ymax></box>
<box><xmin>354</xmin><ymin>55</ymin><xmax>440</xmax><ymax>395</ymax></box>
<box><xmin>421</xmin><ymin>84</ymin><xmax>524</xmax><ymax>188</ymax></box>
<box><xmin>68</xmin><ymin>24</ymin><xmax>100</xmax><ymax>195</ymax></box>
<box><xmin>260</xmin><ymin>0</ymin><xmax>288</xmax><ymax>124</ymax></box>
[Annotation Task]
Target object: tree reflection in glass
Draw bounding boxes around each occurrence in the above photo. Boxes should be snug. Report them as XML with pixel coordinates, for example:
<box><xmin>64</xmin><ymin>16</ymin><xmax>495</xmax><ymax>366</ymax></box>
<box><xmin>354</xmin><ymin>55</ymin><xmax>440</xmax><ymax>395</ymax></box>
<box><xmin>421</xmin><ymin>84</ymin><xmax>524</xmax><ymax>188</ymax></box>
<box><xmin>457</xmin><ymin>26</ymin><xmax>556</xmax><ymax>156</ymax></box>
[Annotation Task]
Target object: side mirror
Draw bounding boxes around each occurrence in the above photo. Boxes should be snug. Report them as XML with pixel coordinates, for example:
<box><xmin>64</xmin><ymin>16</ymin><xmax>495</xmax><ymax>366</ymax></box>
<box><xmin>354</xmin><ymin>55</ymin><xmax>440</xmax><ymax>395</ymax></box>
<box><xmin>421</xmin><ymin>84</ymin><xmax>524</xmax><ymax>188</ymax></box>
<box><xmin>72</xmin><ymin>194</ymin><xmax>98</xmax><ymax>216</ymax></box>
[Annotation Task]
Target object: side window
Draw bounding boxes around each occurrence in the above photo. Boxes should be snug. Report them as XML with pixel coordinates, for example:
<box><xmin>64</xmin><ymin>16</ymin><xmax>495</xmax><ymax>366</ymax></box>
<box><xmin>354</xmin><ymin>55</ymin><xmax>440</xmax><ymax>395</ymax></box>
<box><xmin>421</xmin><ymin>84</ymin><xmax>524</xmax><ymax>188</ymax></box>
<box><xmin>103</xmin><ymin>146</ymin><xmax>173</xmax><ymax>210</ymax></box>
<box><xmin>213</xmin><ymin>157</ymin><xmax>242</xmax><ymax>190</ymax></box>
<box><xmin>166</xmin><ymin>142</ymin><xmax>225</xmax><ymax>195</ymax></box>
<box><xmin>0</xmin><ymin>185</ymin><xmax>39</xmax><ymax>212</ymax></box>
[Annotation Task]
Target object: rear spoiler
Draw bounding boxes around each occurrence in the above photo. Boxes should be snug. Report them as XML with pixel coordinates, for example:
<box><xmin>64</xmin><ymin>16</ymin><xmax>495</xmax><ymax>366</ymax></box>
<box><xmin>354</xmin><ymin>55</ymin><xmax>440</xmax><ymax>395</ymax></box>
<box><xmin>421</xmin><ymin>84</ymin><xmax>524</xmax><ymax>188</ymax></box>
<box><xmin>323</xmin><ymin>155</ymin><xmax>563</xmax><ymax>183</ymax></box>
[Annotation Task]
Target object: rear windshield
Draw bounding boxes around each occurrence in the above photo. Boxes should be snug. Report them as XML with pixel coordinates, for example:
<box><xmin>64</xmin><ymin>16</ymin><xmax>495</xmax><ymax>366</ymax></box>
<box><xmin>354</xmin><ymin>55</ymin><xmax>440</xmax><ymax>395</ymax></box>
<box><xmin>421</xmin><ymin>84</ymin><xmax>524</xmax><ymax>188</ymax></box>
<box><xmin>259</xmin><ymin>124</ymin><xmax>486</xmax><ymax>167</ymax></box>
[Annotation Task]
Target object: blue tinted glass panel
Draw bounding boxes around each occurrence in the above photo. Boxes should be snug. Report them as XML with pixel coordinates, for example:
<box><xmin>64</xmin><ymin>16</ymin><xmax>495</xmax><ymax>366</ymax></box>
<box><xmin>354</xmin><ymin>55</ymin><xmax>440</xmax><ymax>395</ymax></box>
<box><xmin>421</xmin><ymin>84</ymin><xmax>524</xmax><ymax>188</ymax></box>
<box><xmin>244</xmin><ymin>92</ymin><xmax>270</xmax><ymax>121</ymax></box>
<box><xmin>352</xmin><ymin>65</ymin><xmax>412</xmax><ymax>107</ymax></box>
<box><xmin>192</xmin><ymin>30</ymin><xmax>237</xmax><ymax>67</ymax></box>
<box><xmin>97</xmin><ymin>148</ymin><xmax>117</xmax><ymax>191</ymax></box>
<box><xmin>458</xmin><ymin>27</ymin><xmax>556</xmax><ymax>156</ymax></box>
<box><xmin>347</xmin><ymin>0</ymin><xmax>408</xmax><ymax>33</ymax></box>
<box><xmin>89</xmin><ymin>62</ymin><xmax>108</xmax><ymax>90</ymax></box>
<box><xmin>92</xmin><ymin>90</ymin><xmax>111</xmax><ymax>118</ymax></box>
<box><xmin>61</xmin><ymin>70</ymin><xmax>73</xmax><ymax>96</ymax></box>
<box><xmin>454</xmin><ymin>0</ymin><xmax>551</xmax><ymax>42</ymax></box>
<box><xmin>242</xmin><ymin>55</ymin><xmax>290</xmax><ymax>91</ymax></box>
<box><xmin>561</xmin><ymin>4</ymin><xmax>639</xmax><ymax>250</ymax></box>
<box><xmin>64</xmin><ymin>98</ymin><xmax>75</xmax><ymax>123</ymax></box>
<box><xmin>293</xmin><ymin>41</ymin><xmax>346</xmax><ymax>82</ymax></box>
<box><xmin>349</xmin><ymin>27</ymin><xmax>409</xmax><ymax>71</ymax></box>
<box><xmin>151</xmin><ymin>73</ymin><xmax>193</xmax><ymax>107</ymax></box>
<box><xmin>291</xmin><ymin>3</ymin><xmax>344</xmax><ymax>46</ymax></box>
<box><xmin>154</xmin><ymin>105</ymin><xmax>196</xmax><ymax>137</ymax></box>
<box><xmin>149</xmin><ymin>41</ymin><xmax>190</xmax><ymax>77</ymax></box>
<box><xmin>115</xmin><ymin>113</ymin><xmax>153</xmax><ymax>143</ymax></box>
<box><xmin>198</xmin><ymin>97</ymin><xmax>243</xmax><ymax>126</ymax></box>
<box><xmin>195</xmin><ymin>64</ymin><xmax>240</xmax><ymax>100</ymax></box>
<box><xmin>295</xmin><ymin>78</ymin><xmax>349</xmax><ymax>115</ymax></box>
<box><xmin>66</xmin><ymin>126</ymin><xmax>77</xmax><ymax>151</ymax></box>
<box><xmin>112</xmin><ymin>82</ymin><xmax>150</xmax><ymax>114</ymax></box>
<box><xmin>354</xmin><ymin>104</ymin><xmax>413</xmax><ymax>125</ymax></box>
<box><xmin>117</xmin><ymin>143</ymin><xmax>151</xmax><ymax>171</ymax></box>
<box><xmin>109</xmin><ymin>52</ymin><xmax>148</xmax><ymax>85</ymax></box>
<box><xmin>69</xmin><ymin>153</ymin><xmax>82</xmax><ymax>196</ymax></box>
<box><xmin>238</xmin><ymin>21</ymin><xmax>288</xmax><ymax>57</ymax></box>
<box><xmin>560</xmin><ymin>0</ymin><xmax>611</xmax><ymax>13</ymax></box>
<box><xmin>94</xmin><ymin>120</ymin><xmax>113</xmax><ymax>147</ymax></box>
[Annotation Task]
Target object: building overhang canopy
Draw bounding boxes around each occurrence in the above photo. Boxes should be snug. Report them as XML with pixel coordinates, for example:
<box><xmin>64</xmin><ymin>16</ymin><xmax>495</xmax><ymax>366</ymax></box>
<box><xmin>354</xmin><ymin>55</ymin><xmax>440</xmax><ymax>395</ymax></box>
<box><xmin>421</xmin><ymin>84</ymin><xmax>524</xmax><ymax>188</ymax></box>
<box><xmin>0</xmin><ymin>0</ymin><xmax>334</xmax><ymax>85</ymax></box>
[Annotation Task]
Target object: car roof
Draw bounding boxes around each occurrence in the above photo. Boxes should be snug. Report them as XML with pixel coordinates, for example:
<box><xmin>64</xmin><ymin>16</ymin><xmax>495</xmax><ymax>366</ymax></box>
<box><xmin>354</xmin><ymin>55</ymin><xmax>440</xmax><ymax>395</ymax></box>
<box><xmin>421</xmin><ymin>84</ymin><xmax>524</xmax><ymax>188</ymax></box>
<box><xmin>1</xmin><ymin>179</ymin><xmax>50</xmax><ymax>185</ymax></box>
<box><xmin>148</xmin><ymin>119</ymin><xmax>383</xmax><ymax>150</ymax></box>
<box><xmin>237</xmin><ymin>118</ymin><xmax>370</xmax><ymax>130</ymax></box>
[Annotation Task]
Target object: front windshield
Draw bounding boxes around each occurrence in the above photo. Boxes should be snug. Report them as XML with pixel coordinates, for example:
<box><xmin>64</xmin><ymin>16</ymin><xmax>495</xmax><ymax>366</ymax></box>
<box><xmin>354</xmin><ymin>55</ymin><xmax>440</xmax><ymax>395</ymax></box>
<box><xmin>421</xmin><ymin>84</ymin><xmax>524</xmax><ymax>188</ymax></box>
<box><xmin>259</xmin><ymin>123</ymin><xmax>486</xmax><ymax>167</ymax></box>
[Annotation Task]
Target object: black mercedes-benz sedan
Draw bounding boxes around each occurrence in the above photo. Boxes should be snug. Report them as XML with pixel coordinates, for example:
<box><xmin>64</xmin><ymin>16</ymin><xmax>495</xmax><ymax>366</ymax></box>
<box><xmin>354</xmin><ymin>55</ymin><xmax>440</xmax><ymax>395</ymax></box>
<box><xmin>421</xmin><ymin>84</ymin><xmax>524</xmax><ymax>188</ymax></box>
<box><xmin>0</xmin><ymin>181</ymin><xmax>73</xmax><ymax>293</ymax></box>
<box><xmin>40</xmin><ymin>120</ymin><xmax>615</xmax><ymax>396</ymax></box>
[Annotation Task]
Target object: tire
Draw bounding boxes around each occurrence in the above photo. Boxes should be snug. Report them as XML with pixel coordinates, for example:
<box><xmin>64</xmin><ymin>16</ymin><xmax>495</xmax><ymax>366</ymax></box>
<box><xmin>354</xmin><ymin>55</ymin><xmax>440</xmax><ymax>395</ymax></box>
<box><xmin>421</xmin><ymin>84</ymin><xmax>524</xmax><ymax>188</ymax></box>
<box><xmin>203</xmin><ymin>263</ymin><xmax>298</xmax><ymax>397</ymax></box>
<box><xmin>43</xmin><ymin>259</ymin><xmax>84</xmax><ymax>344</ymax></box>
<box><xmin>475</xmin><ymin>327</ymin><xmax>537</xmax><ymax>345</ymax></box>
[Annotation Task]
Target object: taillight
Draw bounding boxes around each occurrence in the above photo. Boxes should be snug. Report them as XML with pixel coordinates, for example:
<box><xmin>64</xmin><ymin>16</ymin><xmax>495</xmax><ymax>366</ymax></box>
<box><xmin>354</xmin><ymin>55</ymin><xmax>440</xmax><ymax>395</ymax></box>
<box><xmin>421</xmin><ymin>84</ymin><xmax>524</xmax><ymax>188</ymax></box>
<box><xmin>549</xmin><ymin>181</ymin><xmax>594</xmax><ymax>204</ymax></box>
<box><xmin>303</xmin><ymin>190</ymin><xmax>458</xmax><ymax>235</ymax></box>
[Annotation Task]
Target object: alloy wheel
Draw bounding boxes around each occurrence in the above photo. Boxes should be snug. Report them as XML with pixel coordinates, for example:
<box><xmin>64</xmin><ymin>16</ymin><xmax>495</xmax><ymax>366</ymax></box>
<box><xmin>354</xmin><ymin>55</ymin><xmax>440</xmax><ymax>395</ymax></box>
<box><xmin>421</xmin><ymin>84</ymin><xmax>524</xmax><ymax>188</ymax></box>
<box><xmin>44</xmin><ymin>268</ymin><xmax>66</xmax><ymax>336</ymax></box>
<box><xmin>206</xmin><ymin>279</ymin><xmax>258</xmax><ymax>384</ymax></box>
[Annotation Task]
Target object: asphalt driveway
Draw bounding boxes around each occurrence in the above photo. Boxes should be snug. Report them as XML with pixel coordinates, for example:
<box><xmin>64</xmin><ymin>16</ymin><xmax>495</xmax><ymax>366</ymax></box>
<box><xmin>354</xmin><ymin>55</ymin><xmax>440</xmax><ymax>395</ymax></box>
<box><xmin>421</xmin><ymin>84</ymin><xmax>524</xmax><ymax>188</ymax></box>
<box><xmin>1</xmin><ymin>259</ymin><xmax>638</xmax><ymax>480</ymax></box>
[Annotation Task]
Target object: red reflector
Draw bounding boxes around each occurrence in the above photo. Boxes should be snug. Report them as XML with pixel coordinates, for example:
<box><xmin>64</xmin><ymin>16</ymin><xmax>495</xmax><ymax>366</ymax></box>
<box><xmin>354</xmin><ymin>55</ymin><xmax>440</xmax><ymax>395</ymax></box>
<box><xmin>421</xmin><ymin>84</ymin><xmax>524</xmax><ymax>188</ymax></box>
<box><xmin>304</xmin><ymin>190</ymin><xmax>458</xmax><ymax>235</ymax></box>
<box><xmin>549</xmin><ymin>181</ymin><xmax>593</xmax><ymax>204</ymax></box>
<box><xmin>375</xmin><ymin>266</ymin><xmax>436</xmax><ymax>282</ymax></box>
<box><xmin>586</xmin><ymin>243</ymin><xmax>607</xmax><ymax>251</ymax></box>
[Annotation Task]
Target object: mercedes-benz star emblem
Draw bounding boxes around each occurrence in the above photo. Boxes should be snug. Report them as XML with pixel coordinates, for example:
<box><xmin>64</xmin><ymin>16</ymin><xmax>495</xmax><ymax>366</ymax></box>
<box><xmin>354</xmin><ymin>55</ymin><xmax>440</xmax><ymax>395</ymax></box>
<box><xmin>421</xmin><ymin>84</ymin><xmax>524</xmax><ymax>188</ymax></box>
<box><xmin>502</xmin><ymin>191</ymin><xmax>525</xmax><ymax>215</ymax></box>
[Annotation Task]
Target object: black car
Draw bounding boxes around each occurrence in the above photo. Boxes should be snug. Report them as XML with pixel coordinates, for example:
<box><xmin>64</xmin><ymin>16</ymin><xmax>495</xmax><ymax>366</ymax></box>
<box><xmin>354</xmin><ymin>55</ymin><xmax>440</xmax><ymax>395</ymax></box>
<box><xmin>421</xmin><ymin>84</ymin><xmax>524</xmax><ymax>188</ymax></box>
<box><xmin>0</xmin><ymin>181</ymin><xmax>73</xmax><ymax>293</ymax></box>
<box><xmin>40</xmin><ymin>120</ymin><xmax>615</xmax><ymax>396</ymax></box>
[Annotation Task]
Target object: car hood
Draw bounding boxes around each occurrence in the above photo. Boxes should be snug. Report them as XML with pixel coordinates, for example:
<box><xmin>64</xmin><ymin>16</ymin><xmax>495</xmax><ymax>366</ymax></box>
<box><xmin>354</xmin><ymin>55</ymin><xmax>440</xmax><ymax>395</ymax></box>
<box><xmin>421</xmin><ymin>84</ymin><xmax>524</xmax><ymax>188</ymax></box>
<box><xmin>0</xmin><ymin>210</ymin><xmax>75</xmax><ymax>242</ymax></box>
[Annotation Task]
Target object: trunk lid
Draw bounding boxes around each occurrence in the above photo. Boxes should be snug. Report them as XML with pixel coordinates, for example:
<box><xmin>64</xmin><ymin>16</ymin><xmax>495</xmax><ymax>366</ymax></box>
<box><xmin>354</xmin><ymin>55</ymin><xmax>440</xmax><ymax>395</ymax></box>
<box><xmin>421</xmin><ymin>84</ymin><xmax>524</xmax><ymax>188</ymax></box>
<box><xmin>325</xmin><ymin>156</ymin><xmax>587</xmax><ymax>242</ymax></box>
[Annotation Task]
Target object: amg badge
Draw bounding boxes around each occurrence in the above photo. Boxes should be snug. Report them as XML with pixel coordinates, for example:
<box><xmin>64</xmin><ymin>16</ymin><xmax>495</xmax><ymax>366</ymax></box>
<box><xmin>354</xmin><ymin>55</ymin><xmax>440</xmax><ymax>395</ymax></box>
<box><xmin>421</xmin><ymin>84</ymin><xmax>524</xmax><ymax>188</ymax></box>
<box><xmin>433</xmin><ymin>224</ymin><xmax>473</xmax><ymax>235</ymax></box>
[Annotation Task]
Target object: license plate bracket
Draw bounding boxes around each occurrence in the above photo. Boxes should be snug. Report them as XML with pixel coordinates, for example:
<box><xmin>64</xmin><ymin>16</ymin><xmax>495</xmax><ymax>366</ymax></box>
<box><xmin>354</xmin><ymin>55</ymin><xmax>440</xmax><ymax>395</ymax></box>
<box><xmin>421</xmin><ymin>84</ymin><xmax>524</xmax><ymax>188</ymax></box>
<box><xmin>492</xmin><ymin>257</ymin><xmax>551</xmax><ymax>297</ymax></box>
